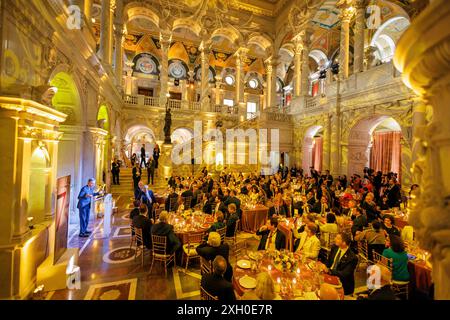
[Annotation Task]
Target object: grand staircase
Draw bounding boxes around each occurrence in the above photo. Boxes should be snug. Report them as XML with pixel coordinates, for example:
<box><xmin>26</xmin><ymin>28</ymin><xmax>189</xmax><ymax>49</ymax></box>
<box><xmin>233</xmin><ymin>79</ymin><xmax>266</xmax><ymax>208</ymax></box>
<box><xmin>110</xmin><ymin>167</ymin><xmax>168</xmax><ymax>196</ymax></box>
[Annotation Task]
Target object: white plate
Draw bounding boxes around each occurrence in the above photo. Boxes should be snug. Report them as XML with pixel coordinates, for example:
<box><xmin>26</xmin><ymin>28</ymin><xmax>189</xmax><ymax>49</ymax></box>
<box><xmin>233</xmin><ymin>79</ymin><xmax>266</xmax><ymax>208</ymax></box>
<box><xmin>239</xmin><ymin>275</ymin><xmax>257</xmax><ymax>289</ymax></box>
<box><xmin>237</xmin><ymin>259</ymin><xmax>251</xmax><ymax>269</ymax></box>
<box><xmin>248</xmin><ymin>252</ymin><xmax>262</xmax><ymax>260</ymax></box>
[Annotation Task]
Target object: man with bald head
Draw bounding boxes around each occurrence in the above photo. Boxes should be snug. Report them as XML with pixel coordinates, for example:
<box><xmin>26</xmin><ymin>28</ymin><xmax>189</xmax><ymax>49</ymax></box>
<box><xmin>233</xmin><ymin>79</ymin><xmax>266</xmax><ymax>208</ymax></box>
<box><xmin>200</xmin><ymin>256</ymin><xmax>236</xmax><ymax>301</ymax></box>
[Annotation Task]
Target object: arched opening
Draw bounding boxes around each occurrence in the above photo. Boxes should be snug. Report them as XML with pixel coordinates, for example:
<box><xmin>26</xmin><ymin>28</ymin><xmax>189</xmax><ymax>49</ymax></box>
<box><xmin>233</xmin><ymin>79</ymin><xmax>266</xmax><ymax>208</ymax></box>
<box><xmin>348</xmin><ymin>116</ymin><xmax>402</xmax><ymax>177</ymax></box>
<box><xmin>29</xmin><ymin>146</ymin><xmax>51</xmax><ymax>223</ymax></box>
<box><xmin>124</xmin><ymin>125</ymin><xmax>157</xmax><ymax>166</ymax></box>
<box><xmin>97</xmin><ymin>104</ymin><xmax>110</xmax><ymax>131</ymax></box>
<box><xmin>302</xmin><ymin>125</ymin><xmax>323</xmax><ymax>174</ymax></box>
<box><xmin>49</xmin><ymin>72</ymin><xmax>81</xmax><ymax>125</ymax></box>
<box><xmin>370</xmin><ymin>16</ymin><xmax>410</xmax><ymax>63</ymax></box>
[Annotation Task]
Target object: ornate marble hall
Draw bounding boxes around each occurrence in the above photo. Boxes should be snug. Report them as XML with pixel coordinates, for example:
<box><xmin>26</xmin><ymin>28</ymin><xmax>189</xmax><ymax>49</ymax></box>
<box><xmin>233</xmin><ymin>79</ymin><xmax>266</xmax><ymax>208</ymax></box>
<box><xmin>0</xmin><ymin>0</ymin><xmax>449</xmax><ymax>302</ymax></box>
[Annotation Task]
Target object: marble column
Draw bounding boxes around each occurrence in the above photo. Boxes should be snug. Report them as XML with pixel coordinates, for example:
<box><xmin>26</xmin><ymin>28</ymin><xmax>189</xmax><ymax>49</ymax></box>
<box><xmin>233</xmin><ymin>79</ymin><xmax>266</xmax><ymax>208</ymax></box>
<box><xmin>98</xmin><ymin>0</ymin><xmax>111</xmax><ymax>64</ymax></box>
<box><xmin>113</xmin><ymin>0</ymin><xmax>123</xmax><ymax>86</ymax></box>
<box><xmin>301</xmin><ymin>30</ymin><xmax>312</xmax><ymax>96</ymax></box>
<box><xmin>215</xmin><ymin>75</ymin><xmax>222</xmax><ymax>106</ymax></box>
<box><xmin>200</xmin><ymin>45</ymin><xmax>211</xmax><ymax>111</ymax></box>
<box><xmin>264</xmin><ymin>58</ymin><xmax>273</xmax><ymax>109</ymax></box>
<box><xmin>353</xmin><ymin>0</ymin><xmax>367</xmax><ymax>74</ymax></box>
<box><xmin>322</xmin><ymin>114</ymin><xmax>332</xmax><ymax>171</ymax></box>
<box><xmin>394</xmin><ymin>0</ymin><xmax>450</xmax><ymax>300</ymax></box>
<box><xmin>159</xmin><ymin>32</ymin><xmax>171</xmax><ymax>105</ymax></box>
<box><xmin>338</xmin><ymin>4</ymin><xmax>355</xmax><ymax>79</ymax></box>
<box><xmin>235</xmin><ymin>48</ymin><xmax>248</xmax><ymax>111</ymax></box>
<box><xmin>293</xmin><ymin>39</ymin><xmax>303</xmax><ymax>97</ymax></box>
<box><xmin>84</xmin><ymin>0</ymin><xmax>93</xmax><ymax>22</ymax></box>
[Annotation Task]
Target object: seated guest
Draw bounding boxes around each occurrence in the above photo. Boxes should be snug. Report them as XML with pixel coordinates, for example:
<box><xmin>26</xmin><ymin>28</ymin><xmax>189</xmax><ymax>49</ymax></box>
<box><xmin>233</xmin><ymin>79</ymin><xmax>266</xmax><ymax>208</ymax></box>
<box><xmin>268</xmin><ymin>198</ymin><xmax>286</xmax><ymax>217</ymax></box>
<box><xmin>132</xmin><ymin>204</ymin><xmax>153</xmax><ymax>249</ymax></box>
<box><xmin>282</xmin><ymin>196</ymin><xmax>296</xmax><ymax>218</ymax></box>
<box><xmin>312</xmin><ymin>195</ymin><xmax>330</xmax><ymax>216</ymax></box>
<box><xmin>360</xmin><ymin>192</ymin><xmax>381</xmax><ymax>223</ymax></box>
<box><xmin>358</xmin><ymin>264</ymin><xmax>397</xmax><ymax>300</ymax></box>
<box><xmin>151</xmin><ymin>211</ymin><xmax>181</xmax><ymax>254</ymax></box>
<box><xmin>382</xmin><ymin>215</ymin><xmax>401</xmax><ymax>237</ymax></box>
<box><xmin>382</xmin><ymin>235</ymin><xmax>410</xmax><ymax>282</ymax></box>
<box><xmin>129</xmin><ymin>200</ymin><xmax>141</xmax><ymax>220</ymax></box>
<box><xmin>323</xmin><ymin>232</ymin><xmax>358</xmax><ymax>295</ymax></box>
<box><xmin>241</xmin><ymin>272</ymin><xmax>281</xmax><ymax>300</ymax></box>
<box><xmin>136</xmin><ymin>182</ymin><xmax>157</xmax><ymax>216</ymax></box>
<box><xmin>355</xmin><ymin>221</ymin><xmax>386</xmax><ymax>245</ymax></box>
<box><xmin>223</xmin><ymin>189</ymin><xmax>241</xmax><ymax>215</ymax></box>
<box><xmin>207</xmin><ymin>211</ymin><xmax>226</xmax><ymax>233</ymax></box>
<box><xmin>165</xmin><ymin>187</ymin><xmax>179</xmax><ymax>212</ymax></box>
<box><xmin>225</xmin><ymin>203</ymin><xmax>239</xmax><ymax>237</ymax></box>
<box><xmin>202</xmin><ymin>193</ymin><xmax>216</xmax><ymax>215</ymax></box>
<box><xmin>200</xmin><ymin>256</ymin><xmax>236</xmax><ymax>301</ymax></box>
<box><xmin>292</xmin><ymin>223</ymin><xmax>321</xmax><ymax>260</ymax></box>
<box><xmin>318</xmin><ymin>213</ymin><xmax>339</xmax><ymax>234</ymax></box>
<box><xmin>181</xmin><ymin>184</ymin><xmax>194</xmax><ymax>208</ymax></box>
<box><xmin>377</xmin><ymin>195</ymin><xmax>390</xmax><ymax>211</ymax></box>
<box><xmin>196</xmin><ymin>232</ymin><xmax>232</xmax><ymax>282</ymax></box>
<box><xmin>256</xmin><ymin>217</ymin><xmax>286</xmax><ymax>251</ymax></box>
<box><xmin>351</xmin><ymin>207</ymin><xmax>368</xmax><ymax>237</ymax></box>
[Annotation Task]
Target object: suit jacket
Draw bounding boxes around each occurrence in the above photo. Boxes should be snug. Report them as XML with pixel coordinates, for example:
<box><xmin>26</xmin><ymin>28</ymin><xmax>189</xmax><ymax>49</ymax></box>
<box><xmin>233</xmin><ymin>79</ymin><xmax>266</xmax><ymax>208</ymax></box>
<box><xmin>77</xmin><ymin>185</ymin><xmax>99</xmax><ymax>209</ymax></box>
<box><xmin>132</xmin><ymin>215</ymin><xmax>153</xmax><ymax>249</ymax></box>
<box><xmin>351</xmin><ymin>214</ymin><xmax>368</xmax><ymax>236</ymax></box>
<box><xmin>225</xmin><ymin>213</ymin><xmax>239</xmax><ymax>237</ymax></box>
<box><xmin>256</xmin><ymin>228</ymin><xmax>286</xmax><ymax>251</ymax></box>
<box><xmin>367</xmin><ymin>285</ymin><xmax>398</xmax><ymax>300</ymax></box>
<box><xmin>326</xmin><ymin>245</ymin><xmax>359</xmax><ymax>295</ymax></box>
<box><xmin>132</xmin><ymin>167</ymin><xmax>141</xmax><ymax>186</ymax></box>
<box><xmin>386</xmin><ymin>184</ymin><xmax>401</xmax><ymax>208</ymax></box>
<box><xmin>224</xmin><ymin>196</ymin><xmax>241</xmax><ymax>214</ymax></box>
<box><xmin>165</xmin><ymin>193</ymin><xmax>179</xmax><ymax>211</ymax></box>
<box><xmin>311</xmin><ymin>202</ymin><xmax>329</xmax><ymax>215</ymax></box>
<box><xmin>151</xmin><ymin>222</ymin><xmax>181</xmax><ymax>254</ymax></box>
<box><xmin>361</xmin><ymin>201</ymin><xmax>380</xmax><ymax>222</ymax></box>
<box><xmin>282</xmin><ymin>203</ymin><xmax>298</xmax><ymax>218</ymax></box>
<box><xmin>268</xmin><ymin>205</ymin><xmax>286</xmax><ymax>218</ymax></box>
<box><xmin>200</xmin><ymin>273</ymin><xmax>236</xmax><ymax>301</ymax></box>
<box><xmin>181</xmin><ymin>190</ymin><xmax>194</xmax><ymax>208</ymax></box>
<box><xmin>294</xmin><ymin>232</ymin><xmax>321</xmax><ymax>260</ymax></box>
<box><xmin>196</xmin><ymin>243</ymin><xmax>233</xmax><ymax>281</ymax></box>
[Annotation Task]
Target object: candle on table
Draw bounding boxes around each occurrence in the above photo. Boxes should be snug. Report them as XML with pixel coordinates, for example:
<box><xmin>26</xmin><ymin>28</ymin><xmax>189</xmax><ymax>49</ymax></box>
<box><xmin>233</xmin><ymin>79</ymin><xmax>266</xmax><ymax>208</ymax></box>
<box><xmin>268</xmin><ymin>265</ymin><xmax>272</xmax><ymax>272</ymax></box>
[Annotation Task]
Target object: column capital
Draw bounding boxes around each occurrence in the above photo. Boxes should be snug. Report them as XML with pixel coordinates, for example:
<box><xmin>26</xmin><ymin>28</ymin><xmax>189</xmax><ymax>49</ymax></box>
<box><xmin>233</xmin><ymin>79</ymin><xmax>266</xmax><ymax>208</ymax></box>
<box><xmin>355</xmin><ymin>0</ymin><xmax>369</xmax><ymax>9</ymax></box>
<box><xmin>337</xmin><ymin>0</ymin><xmax>356</xmax><ymax>22</ymax></box>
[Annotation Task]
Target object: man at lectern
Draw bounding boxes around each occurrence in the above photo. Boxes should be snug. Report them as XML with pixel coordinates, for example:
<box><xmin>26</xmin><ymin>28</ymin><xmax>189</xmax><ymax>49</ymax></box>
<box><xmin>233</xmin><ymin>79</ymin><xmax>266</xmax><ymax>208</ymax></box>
<box><xmin>77</xmin><ymin>178</ymin><xmax>102</xmax><ymax>237</ymax></box>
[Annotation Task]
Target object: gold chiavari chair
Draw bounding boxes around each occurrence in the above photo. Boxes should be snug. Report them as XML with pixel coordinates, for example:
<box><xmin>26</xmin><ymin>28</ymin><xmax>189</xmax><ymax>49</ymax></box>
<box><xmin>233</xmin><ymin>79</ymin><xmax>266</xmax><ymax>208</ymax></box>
<box><xmin>200</xmin><ymin>286</ymin><xmax>218</xmax><ymax>300</ymax></box>
<box><xmin>134</xmin><ymin>227</ymin><xmax>149</xmax><ymax>267</ymax></box>
<box><xmin>357</xmin><ymin>240</ymin><xmax>369</xmax><ymax>269</ymax></box>
<box><xmin>225</xmin><ymin>219</ymin><xmax>240</xmax><ymax>246</ymax></box>
<box><xmin>372</xmin><ymin>252</ymin><xmax>409</xmax><ymax>299</ymax></box>
<box><xmin>182</xmin><ymin>196</ymin><xmax>193</xmax><ymax>209</ymax></box>
<box><xmin>169</xmin><ymin>196</ymin><xmax>179</xmax><ymax>213</ymax></box>
<box><xmin>182</xmin><ymin>231</ymin><xmax>204</xmax><ymax>273</ymax></box>
<box><xmin>149</xmin><ymin>235</ymin><xmax>176</xmax><ymax>277</ymax></box>
<box><xmin>200</xmin><ymin>256</ymin><xmax>212</xmax><ymax>276</ymax></box>
<box><xmin>232</xmin><ymin>239</ymin><xmax>247</xmax><ymax>260</ymax></box>
<box><xmin>130</xmin><ymin>225</ymin><xmax>136</xmax><ymax>249</ymax></box>
<box><xmin>372</xmin><ymin>251</ymin><xmax>392</xmax><ymax>271</ymax></box>
<box><xmin>217</xmin><ymin>226</ymin><xmax>227</xmax><ymax>243</ymax></box>
<box><xmin>154</xmin><ymin>207</ymin><xmax>162</xmax><ymax>221</ymax></box>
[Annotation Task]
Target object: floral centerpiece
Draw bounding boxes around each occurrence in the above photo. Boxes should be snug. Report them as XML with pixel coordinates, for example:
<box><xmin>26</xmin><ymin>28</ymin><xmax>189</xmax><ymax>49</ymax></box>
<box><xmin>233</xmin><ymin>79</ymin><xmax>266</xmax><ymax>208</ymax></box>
<box><xmin>181</xmin><ymin>209</ymin><xmax>193</xmax><ymax>220</ymax></box>
<box><xmin>271</xmin><ymin>250</ymin><xmax>299</xmax><ymax>272</ymax></box>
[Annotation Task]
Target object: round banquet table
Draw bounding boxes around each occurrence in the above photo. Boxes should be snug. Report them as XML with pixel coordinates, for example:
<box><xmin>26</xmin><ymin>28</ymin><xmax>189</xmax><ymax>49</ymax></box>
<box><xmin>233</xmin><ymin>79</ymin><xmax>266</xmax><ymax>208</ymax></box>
<box><xmin>241</xmin><ymin>205</ymin><xmax>269</xmax><ymax>233</ymax></box>
<box><xmin>168</xmin><ymin>213</ymin><xmax>215</xmax><ymax>244</ymax></box>
<box><xmin>233</xmin><ymin>251</ymin><xmax>344</xmax><ymax>300</ymax></box>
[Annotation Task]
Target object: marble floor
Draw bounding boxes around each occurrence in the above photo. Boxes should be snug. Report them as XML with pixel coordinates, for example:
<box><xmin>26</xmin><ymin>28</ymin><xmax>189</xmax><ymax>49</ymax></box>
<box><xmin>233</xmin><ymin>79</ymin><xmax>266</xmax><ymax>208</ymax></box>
<box><xmin>44</xmin><ymin>195</ymin><xmax>368</xmax><ymax>300</ymax></box>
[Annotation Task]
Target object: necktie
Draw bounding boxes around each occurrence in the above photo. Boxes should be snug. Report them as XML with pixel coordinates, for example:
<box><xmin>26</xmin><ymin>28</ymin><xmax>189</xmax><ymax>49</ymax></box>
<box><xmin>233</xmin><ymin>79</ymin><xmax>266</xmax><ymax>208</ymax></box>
<box><xmin>331</xmin><ymin>249</ymin><xmax>342</xmax><ymax>271</ymax></box>
<box><xmin>146</xmin><ymin>191</ymin><xmax>152</xmax><ymax>204</ymax></box>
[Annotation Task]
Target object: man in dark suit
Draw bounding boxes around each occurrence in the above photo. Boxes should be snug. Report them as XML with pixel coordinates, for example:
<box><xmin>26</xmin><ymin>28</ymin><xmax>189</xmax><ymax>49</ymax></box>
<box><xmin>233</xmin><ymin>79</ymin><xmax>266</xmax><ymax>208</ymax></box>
<box><xmin>351</xmin><ymin>207</ymin><xmax>368</xmax><ymax>236</ymax></box>
<box><xmin>385</xmin><ymin>178</ymin><xmax>401</xmax><ymax>208</ymax></box>
<box><xmin>225</xmin><ymin>203</ymin><xmax>239</xmax><ymax>237</ymax></box>
<box><xmin>268</xmin><ymin>201</ymin><xmax>286</xmax><ymax>217</ymax></box>
<box><xmin>77</xmin><ymin>178</ymin><xmax>102</xmax><ymax>237</ymax></box>
<box><xmin>132</xmin><ymin>163</ymin><xmax>142</xmax><ymax>199</ymax></box>
<box><xmin>111</xmin><ymin>158</ymin><xmax>120</xmax><ymax>185</ymax></box>
<box><xmin>181</xmin><ymin>184</ymin><xmax>194</xmax><ymax>208</ymax></box>
<box><xmin>132</xmin><ymin>204</ymin><xmax>153</xmax><ymax>249</ymax></box>
<box><xmin>223</xmin><ymin>190</ymin><xmax>241</xmax><ymax>216</ymax></box>
<box><xmin>151</xmin><ymin>211</ymin><xmax>181</xmax><ymax>254</ymax></box>
<box><xmin>311</xmin><ymin>196</ymin><xmax>330</xmax><ymax>215</ymax></box>
<box><xmin>165</xmin><ymin>187</ymin><xmax>179</xmax><ymax>212</ymax></box>
<box><xmin>200</xmin><ymin>256</ymin><xmax>236</xmax><ymax>301</ymax></box>
<box><xmin>146</xmin><ymin>157</ymin><xmax>155</xmax><ymax>185</ymax></box>
<box><xmin>196</xmin><ymin>232</ymin><xmax>232</xmax><ymax>281</ymax></box>
<box><xmin>136</xmin><ymin>182</ymin><xmax>157</xmax><ymax>218</ymax></box>
<box><xmin>324</xmin><ymin>232</ymin><xmax>358</xmax><ymax>295</ymax></box>
<box><xmin>256</xmin><ymin>217</ymin><xmax>286</xmax><ymax>251</ymax></box>
<box><xmin>140</xmin><ymin>144</ymin><xmax>146</xmax><ymax>168</ymax></box>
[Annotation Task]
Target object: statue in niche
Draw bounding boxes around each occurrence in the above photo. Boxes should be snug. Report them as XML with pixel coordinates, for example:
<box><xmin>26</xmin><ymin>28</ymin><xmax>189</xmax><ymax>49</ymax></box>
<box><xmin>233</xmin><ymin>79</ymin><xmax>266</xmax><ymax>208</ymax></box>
<box><xmin>163</xmin><ymin>107</ymin><xmax>172</xmax><ymax>144</ymax></box>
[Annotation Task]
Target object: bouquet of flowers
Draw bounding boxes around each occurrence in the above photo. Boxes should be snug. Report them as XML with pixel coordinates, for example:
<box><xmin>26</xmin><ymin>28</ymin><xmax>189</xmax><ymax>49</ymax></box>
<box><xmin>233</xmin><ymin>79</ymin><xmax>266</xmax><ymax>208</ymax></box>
<box><xmin>181</xmin><ymin>209</ymin><xmax>193</xmax><ymax>220</ymax></box>
<box><xmin>272</xmin><ymin>250</ymin><xmax>299</xmax><ymax>272</ymax></box>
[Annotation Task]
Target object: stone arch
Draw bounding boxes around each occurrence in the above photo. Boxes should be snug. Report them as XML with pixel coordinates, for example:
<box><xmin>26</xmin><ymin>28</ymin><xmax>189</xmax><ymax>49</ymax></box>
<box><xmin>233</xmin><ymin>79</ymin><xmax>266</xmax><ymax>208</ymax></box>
<box><xmin>370</xmin><ymin>16</ymin><xmax>410</xmax><ymax>62</ymax></box>
<box><xmin>124</xmin><ymin>124</ymin><xmax>157</xmax><ymax>162</ymax></box>
<box><xmin>210</xmin><ymin>27</ymin><xmax>242</xmax><ymax>46</ymax></box>
<box><xmin>97</xmin><ymin>104</ymin><xmax>110</xmax><ymax>132</ymax></box>
<box><xmin>346</xmin><ymin>115</ymin><xmax>404</xmax><ymax>177</ymax></box>
<box><xmin>302</xmin><ymin>125</ymin><xmax>323</xmax><ymax>174</ymax></box>
<box><xmin>247</xmin><ymin>33</ymin><xmax>274</xmax><ymax>56</ymax></box>
<box><xmin>48</xmin><ymin>69</ymin><xmax>82</xmax><ymax>125</ymax></box>
<box><xmin>124</xmin><ymin>4</ymin><xmax>160</xmax><ymax>28</ymax></box>
<box><xmin>172</xmin><ymin>18</ymin><xmax>202</xmax><ymax>38</ymax></box>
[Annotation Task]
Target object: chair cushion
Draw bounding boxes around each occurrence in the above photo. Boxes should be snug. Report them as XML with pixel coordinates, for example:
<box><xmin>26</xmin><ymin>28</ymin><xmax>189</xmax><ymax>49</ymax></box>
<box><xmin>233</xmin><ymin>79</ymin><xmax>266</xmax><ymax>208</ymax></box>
<box><xmin>392</xmin><ymin>280</ymin><xmax>409</xmax><ymax>285</ymax></box>
<box><xmin>154</xmin><ymin>253</ymin><xmax>172</xmax><ymax>259</ymax></box>
<box><xmin>183</xmin><ymin>243</ymin><xmax>200</xmax><ymax>256</ymax></box>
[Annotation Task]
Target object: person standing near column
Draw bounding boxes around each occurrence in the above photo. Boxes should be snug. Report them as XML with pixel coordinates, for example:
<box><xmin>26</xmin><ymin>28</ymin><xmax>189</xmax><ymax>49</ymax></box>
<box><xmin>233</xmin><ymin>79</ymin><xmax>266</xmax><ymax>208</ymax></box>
<box><xmin>77</xmin><ymin>178</ymin><xmax>102</xmax><ymax>237</ymax></box>
<box><xmin>140</xmin><ymin>144</ymin><xmax>147</xmax><ymax>168</ymax></box>
<box><xmin>132</xmin><ymin>162</ymin><xmax>142</xmax><ymax>199</ymax></box>
<box><xmin>147</xmin><ymin>156</ymin><xmax>155</xmax><ymax>185</ymax></box>
<box><xmin>112</xmin><ymin>158</ymin><xmax>120</xmax><ymax>185</ymax></box>
<box><xmin>153</xmin><ymin>144</ymin><xmax>160</xmax><ymax>170</ymax></box>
